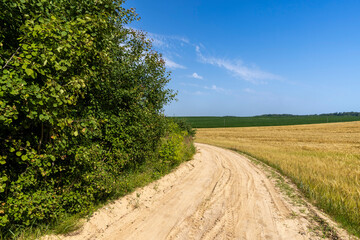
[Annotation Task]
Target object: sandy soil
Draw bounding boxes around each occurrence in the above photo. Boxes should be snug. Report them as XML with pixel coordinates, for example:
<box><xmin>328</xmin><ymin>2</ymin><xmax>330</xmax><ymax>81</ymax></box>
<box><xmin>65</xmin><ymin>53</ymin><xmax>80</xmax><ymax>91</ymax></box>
<box><xmin>45</xmin><ymin>143</ymin><xmax>356</xmax><ymax>240</ymax></box>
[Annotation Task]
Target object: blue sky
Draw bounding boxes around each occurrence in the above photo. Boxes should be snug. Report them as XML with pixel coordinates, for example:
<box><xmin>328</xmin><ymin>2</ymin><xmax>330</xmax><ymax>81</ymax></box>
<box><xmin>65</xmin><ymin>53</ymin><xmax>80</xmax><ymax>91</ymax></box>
<box><xmin>125</xmin><ymin>0</ymin><xmax>360</xmax><ymax>116</ymax></box>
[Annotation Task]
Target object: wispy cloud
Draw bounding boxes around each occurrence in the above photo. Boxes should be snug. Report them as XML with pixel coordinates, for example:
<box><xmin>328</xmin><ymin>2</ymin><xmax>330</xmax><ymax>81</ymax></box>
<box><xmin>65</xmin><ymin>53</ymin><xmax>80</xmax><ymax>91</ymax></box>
<box><xmin>196</xmin><ymin>46</ymin><xmax>282</xmax><ymax>84</ymax></box>
<box><xmin>163</xmin><ymin>57</ymin><xmax>186</xmax><ymax>69</ymax></box>
<box><xmin>132</xmin><ymin>29</ymin><xmax>189</xmax><ymax>70</ymax></box>
<box><xmin>205</xmin><ymin>84</ymin><xmax>227</xmax><ymax>93</ymax></box>
<box><xmin>203</xmin><ymin>85</ymin><xmax>233</xmax><ymax>95</ymax></box>
<box><xmin>183</xmin><ymin>90</ymin><xmax>207</xmax><ymax>96</ymax></box>
<box><xmin>191</xmin><ymin>72</ymin><xmax>203</xmax><ymax>80</ymax></box>
<box><xmin>147</xmin><ymin>32</ymin><xmax>189</xmax><ymax>49</ymax></box>
<box><xmin>181</xmin><ymin>82</ymin><xmax>231</xmax><ymax>94</ymax></box>
<box><xmin>127</xmin><ymin>27</ymin><xmax>189</xmax><ymax>49</ymax></box>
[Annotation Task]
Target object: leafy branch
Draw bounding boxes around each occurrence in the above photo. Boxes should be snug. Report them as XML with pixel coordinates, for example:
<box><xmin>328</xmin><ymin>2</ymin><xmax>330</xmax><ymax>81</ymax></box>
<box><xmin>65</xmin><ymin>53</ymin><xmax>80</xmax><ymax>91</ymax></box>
<box><xmin>2</xmin><ymin>46</ymin><xmax>20</xmax><ymax>70</ymax></box>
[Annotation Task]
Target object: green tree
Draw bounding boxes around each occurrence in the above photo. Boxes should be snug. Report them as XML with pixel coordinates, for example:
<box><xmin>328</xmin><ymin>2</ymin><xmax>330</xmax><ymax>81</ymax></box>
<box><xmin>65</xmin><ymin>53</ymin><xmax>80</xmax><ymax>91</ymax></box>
<box><xmin>0</xmin><ymin>0</ymin><xmax>175</xmax><ymax>233</ymax></box>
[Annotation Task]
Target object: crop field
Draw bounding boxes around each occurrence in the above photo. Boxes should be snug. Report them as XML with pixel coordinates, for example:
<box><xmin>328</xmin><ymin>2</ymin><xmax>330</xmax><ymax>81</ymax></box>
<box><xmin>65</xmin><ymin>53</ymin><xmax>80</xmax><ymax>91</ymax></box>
<box><xmin>174</xmin><ymin>115</ymin><xmax>360</xmax><ymax>128</ymax></box>
<box><xmin>195</xmin><ymin>121</ymin><xmax>360</xmax><ymax>235</ymax></box>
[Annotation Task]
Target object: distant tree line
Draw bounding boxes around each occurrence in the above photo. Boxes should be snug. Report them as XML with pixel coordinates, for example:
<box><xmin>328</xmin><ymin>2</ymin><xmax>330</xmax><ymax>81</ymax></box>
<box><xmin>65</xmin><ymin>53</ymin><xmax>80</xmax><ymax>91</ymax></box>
<box><xmin>259</xmin><ymin>112</ymin><xmax>360</xmax><ymax>117</ymax></box>
<box><xmin>319</xmin><ymin>112</ymin><xmax>360</xmax><ymax>116</ymax></box>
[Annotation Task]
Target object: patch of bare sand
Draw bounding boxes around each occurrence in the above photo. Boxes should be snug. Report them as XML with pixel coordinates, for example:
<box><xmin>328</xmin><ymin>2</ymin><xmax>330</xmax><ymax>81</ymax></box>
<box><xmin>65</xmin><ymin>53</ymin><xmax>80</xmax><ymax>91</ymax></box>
<box><xmin>44</xmin><ymin>143</ymin><xmax>357</xmax><ymax>240</ymax></box>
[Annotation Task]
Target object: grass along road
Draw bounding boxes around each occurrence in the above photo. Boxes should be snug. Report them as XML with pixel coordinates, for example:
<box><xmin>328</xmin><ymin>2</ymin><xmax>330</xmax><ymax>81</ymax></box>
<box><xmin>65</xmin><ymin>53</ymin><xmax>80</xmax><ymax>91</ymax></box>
<box><xmin>196</xmin><ymin>121</ymin><xmax>360</xmax><ymax>237</ymax></box>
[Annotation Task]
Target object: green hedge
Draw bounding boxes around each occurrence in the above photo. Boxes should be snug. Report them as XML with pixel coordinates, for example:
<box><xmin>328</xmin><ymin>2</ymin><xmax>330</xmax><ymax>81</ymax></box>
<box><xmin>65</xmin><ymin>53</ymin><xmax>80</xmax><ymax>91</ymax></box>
<box><xmin>0</xmin><ymin>0</ymin><xmax>190</xmax><ymax>237</ymax></box>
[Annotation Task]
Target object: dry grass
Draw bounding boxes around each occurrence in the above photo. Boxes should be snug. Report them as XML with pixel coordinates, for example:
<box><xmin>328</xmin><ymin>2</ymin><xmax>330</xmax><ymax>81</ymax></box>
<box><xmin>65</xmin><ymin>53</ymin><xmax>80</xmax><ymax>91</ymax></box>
<box><xmin>196</xmin><ymin>121</ymin><xmax>360</xmax><ymax>235</ymax></box>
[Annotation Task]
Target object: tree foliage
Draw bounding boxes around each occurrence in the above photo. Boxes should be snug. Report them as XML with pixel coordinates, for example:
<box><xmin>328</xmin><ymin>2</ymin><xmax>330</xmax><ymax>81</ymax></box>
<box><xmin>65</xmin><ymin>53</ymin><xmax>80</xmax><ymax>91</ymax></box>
<box><xmin>0</xmin><ymin>0</ymin><xmax>181</xmax><ymax>233</ymax></box>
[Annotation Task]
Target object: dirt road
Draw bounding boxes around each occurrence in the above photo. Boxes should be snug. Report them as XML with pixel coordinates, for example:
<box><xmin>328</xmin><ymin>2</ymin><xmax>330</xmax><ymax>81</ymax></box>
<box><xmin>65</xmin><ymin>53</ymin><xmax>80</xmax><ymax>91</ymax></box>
<box><xmin>48</xmin><ymin>143</ymin><xmax>353</xmax><ymax>240</ymax></box>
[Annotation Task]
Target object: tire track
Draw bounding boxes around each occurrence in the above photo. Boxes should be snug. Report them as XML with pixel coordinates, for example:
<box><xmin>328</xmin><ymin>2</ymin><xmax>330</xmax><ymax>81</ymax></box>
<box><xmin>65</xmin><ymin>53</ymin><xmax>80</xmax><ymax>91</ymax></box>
<box><xmin>45</xmin><ymin>143</ymin><xmax>349</xmax><ymax>240</ymax></box>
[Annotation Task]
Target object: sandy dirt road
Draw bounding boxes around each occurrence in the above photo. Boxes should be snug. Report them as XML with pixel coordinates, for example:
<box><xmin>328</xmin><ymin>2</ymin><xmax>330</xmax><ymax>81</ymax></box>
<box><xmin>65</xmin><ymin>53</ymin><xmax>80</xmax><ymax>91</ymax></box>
<box><xmin>47</xmin><ymin>143</ymin><xmax>353</xmax><ymax>240</ymax></box>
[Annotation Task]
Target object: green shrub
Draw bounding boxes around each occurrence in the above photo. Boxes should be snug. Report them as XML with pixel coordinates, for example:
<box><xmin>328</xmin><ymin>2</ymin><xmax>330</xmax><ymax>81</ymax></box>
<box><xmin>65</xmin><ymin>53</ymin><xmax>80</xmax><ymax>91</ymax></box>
<box><xmin>0</xmin><ymin>0</ymin><xmax>187</xmax><ymax>237</ymax></box>
<box><xmin>156</xmin><ymin>121</ymin><xmax>195</xmax><ymax>174</ymax></box>
<box><xmin>171</xmin><ymin>118</ymin><xmax>196</xmax><ymax>137</ymax></box>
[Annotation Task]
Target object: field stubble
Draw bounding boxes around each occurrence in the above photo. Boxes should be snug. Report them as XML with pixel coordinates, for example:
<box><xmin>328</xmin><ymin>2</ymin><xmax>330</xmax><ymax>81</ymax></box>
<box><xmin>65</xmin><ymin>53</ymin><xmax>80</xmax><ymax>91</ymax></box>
<box><xmin>196</xmin><ymin>121</ymin><xmax>360</xmax><ymax>236</ymax></box>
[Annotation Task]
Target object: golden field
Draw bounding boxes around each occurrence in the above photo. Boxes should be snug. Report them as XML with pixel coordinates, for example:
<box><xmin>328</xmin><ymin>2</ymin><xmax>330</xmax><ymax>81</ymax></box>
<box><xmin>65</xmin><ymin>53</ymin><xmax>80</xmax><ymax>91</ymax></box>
<box><xmin>196</xmin><ymin>121</ymin><xmax>360</xmax><ymax>234</ymax></box>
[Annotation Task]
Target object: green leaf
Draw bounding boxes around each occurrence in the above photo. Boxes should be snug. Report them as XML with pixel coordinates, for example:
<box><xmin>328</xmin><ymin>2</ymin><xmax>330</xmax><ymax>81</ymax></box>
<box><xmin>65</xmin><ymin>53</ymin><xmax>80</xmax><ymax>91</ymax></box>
<box><xmin>34</xmin><ymin>25</ymin><xmax>41</xmax><ymax>31</ymax></box>
<box><xmin>21</xmin><ymin>155</ymin><xmax>28</xmax><ymax>161</ymax></box>
<box><xmin>25</xmin><ymin>68</ymin><xmax>34</xmax><ymax>76</ymax></box>
<box><xmin>16</xmin><ymin>151</ymin><xmax>22</xmax><ymax>157</ymax></box>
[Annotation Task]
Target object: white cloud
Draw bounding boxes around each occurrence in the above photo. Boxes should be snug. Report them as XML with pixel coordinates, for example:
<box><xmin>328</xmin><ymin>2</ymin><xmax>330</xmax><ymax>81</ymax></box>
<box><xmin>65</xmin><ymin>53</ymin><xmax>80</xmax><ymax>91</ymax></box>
<box><xmin>126</xmin><ymin>27</ymin><xmax>189</xmax><ymax>49</ymax></box>
<box><xmin>181</xmin><ymin>80</ymin><xmax>239</xmax><ymax>98</ymax></box>
<box><xmin>142</xmin><ymin>31</ymin><xmax>190</xmax><ymax>70</ymax></box>
<box><xmin>148</xmin><ymin>32</ymin><xmax>189</xmax><ymax>49</ymax></box>
<box><xmin>151</xmin><ymin>37</ymin><xmax>167</xmax><ymax>48</ymax></box>
<box><xmin>182</xmin><ymin>82</ymin><xmax>230</xmax><ymax>94</ymax></box>
<box><xmin>183</xmin><ymin>90</ymin><xmax>206</xmax><ymax>96</ymax></box>
<box><xmin>195</xmin><ymin>45</ymin><xmax>201</xmax><ymax>53</ymax></box>
<box><xmin>163</xmin><ymin>57</ymin><xmax>186</xmax><ymax>69</ymax></box>
<box><xmin>191</xmin><ymin>72</ymin><xmax>203</xmax><ymax>80</ymax></box>
<box><xmin>204</xmin><ymin>84</ymin><xmax>227</xmax><ymax>93</ymax></box>
<box><xmin>196</xmin><ymin>46</ymin><xmax>282</xmax><ymax>84</ymax></box>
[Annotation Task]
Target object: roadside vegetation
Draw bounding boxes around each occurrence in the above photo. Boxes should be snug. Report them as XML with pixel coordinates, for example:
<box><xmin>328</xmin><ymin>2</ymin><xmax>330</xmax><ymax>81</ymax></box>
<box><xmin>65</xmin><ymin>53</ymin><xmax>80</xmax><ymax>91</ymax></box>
<box><xmin>196</xmin><ymin>121</ymin><xmax>360</xmax><ymax>237</ymax></box>
<box><xmin>175</xmin><ymin>113</ymin><xmax>360</xmax><ymax>128</ymax></box>
<box><xmin>0</xmin><ymin>0</ymin><xmax>195</xmax><ymax>239</ymax></box>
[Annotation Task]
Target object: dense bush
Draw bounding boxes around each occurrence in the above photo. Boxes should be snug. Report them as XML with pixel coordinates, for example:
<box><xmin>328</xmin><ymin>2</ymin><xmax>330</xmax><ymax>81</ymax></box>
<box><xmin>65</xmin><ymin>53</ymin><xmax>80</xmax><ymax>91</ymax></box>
<box><xmin>171</xmin><ymin>118</ymin><xmax>196</xmax><ymax>137</ymax></box>
<box><xmin>158</xmin><ymin>121</ymin><xmax>195</xmax><ymax>172</ymax></box>
<box><xmin>0</xmin><ymin>0</ymin><xmax>191</xmax><ymax>236</ymax></box>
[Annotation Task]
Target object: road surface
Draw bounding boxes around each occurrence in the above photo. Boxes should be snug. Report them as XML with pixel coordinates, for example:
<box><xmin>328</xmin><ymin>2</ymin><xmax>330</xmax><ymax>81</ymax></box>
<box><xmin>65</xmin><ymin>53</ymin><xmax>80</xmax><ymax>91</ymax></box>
<box><xmin>46</xmin><ymin>143</ymin><xmax>352</xmax><ymax>240</ymax></box>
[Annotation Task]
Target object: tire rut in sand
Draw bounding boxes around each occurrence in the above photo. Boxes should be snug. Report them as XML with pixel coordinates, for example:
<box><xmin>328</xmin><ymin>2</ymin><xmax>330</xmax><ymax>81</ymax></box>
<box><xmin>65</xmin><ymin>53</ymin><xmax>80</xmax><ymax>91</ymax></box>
<box><xmin>44</xmin><ymin>143</ymin><xmax>356</xmax><ymax>240</ymax></box>
<box><xmin>167</xmin><ymin>154</ymin><xmax>233</xmax><ymax>239</ymax></box>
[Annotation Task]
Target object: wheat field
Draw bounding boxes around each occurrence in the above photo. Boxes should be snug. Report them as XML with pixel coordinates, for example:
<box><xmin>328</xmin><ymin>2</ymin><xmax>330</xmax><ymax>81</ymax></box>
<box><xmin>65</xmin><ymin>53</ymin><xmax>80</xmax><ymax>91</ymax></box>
<box><xmin>196</xmin><ymin>121</ymin><xmax>360</xmax><ymax>235</ymax></box>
